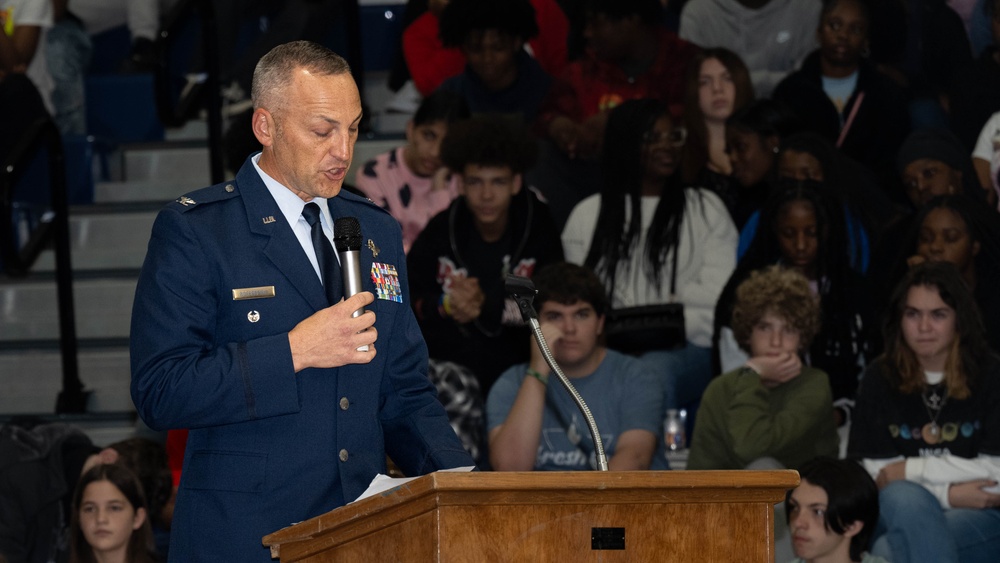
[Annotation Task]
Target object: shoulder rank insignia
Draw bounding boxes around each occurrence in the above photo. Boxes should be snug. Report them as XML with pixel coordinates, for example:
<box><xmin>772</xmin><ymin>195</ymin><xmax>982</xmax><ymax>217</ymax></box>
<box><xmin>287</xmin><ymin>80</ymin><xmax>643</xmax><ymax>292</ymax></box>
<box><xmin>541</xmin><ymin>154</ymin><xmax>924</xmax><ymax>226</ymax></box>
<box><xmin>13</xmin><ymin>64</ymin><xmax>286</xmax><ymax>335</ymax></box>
<box><xmin>176</xmin><ymin>196</ymin><xmax>196</xmax><ymax>207</ymax></box>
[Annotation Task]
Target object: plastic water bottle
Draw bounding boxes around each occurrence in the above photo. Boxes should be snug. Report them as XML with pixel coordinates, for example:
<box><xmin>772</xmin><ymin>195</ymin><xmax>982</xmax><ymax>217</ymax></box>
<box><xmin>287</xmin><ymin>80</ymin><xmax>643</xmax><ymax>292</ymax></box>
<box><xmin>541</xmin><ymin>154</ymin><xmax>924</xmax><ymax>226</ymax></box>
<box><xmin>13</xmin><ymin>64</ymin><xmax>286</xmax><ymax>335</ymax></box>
<box><xmin>664</xmin><ymin>409</ymin><xmax>686</xmax><ymax>451</ymax></box>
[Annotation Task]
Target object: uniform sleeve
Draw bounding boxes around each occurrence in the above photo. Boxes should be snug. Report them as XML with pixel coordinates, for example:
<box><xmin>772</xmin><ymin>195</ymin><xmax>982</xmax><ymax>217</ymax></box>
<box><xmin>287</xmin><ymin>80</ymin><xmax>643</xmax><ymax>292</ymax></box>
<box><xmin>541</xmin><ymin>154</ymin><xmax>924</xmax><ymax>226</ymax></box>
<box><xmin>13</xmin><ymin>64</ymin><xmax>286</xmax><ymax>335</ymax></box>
<box><xmin>725</xmin><ymin>368</ymin><xmax>834</xmax><ymax>467</ymax></box>
<box><xmin>378</xmin><ymin>253</ymin><xmax>474</xmax><ymax>474</ymax></box>
<box><xmin>130</xmin><ymin>209</ymin><xmax>302</xmax><ymax>431</ymax></box>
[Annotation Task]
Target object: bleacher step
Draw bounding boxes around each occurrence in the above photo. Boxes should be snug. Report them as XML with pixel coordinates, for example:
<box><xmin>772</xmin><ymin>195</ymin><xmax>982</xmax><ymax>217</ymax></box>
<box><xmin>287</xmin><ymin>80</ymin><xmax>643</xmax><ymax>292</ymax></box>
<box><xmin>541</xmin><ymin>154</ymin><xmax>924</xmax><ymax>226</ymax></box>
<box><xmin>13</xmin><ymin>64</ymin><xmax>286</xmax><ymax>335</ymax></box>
<box><xmin>1</xmin><ymin>277</ymin><xmax>136</xmax><ymax>341</ymax></box>
<box><xmin>0</xmin><ymin>347</ymin><xmax>132</xmax><ymax>415</ymax></box>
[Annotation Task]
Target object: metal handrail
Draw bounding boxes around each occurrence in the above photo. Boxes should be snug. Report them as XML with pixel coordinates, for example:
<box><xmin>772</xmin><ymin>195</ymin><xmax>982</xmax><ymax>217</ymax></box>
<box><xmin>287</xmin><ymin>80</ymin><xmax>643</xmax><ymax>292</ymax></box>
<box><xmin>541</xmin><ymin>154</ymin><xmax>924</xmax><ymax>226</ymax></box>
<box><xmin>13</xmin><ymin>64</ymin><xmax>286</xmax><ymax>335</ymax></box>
<box><xmin>0</xmin><ymin>117</ymin><xmax>87</xmax><ymax>413</ymax></box>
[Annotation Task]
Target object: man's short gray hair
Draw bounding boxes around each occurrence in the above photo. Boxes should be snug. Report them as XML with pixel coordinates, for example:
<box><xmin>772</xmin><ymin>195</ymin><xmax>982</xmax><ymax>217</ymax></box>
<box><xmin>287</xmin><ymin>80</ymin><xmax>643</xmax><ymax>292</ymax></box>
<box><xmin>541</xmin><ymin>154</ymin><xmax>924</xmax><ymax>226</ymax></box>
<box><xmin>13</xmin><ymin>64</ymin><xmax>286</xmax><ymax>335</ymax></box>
<box><xmin>251</xmin><ymin>41</ymin><xmax>352</xmax><ymax>112</ymax></box>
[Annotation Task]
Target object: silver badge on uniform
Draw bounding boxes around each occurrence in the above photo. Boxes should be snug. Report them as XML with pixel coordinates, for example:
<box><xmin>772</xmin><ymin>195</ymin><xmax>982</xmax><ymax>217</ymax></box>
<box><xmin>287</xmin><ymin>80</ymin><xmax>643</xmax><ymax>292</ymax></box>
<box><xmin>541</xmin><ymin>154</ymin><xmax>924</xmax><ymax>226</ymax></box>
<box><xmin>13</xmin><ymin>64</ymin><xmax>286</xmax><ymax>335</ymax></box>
<box><xmin>247</xmin><ymin>310</ymin><xmax>260</xmax><ymax>323</ymax></box>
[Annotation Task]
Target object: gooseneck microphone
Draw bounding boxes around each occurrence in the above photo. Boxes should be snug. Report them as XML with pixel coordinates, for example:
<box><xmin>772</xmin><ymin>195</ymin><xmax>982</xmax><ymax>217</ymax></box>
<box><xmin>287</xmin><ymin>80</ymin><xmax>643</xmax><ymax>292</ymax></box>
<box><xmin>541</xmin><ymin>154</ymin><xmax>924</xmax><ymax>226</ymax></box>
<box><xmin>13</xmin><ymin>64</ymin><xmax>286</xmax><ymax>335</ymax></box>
<box><xmin>505</xmin><ymin>274</ymin><xmax>609</xmax><ymax>471</ymax></box>
<box><xmin>334</xmin><ymin>217</ymin><xmax>368</xmax><ymax>352</ymax></box>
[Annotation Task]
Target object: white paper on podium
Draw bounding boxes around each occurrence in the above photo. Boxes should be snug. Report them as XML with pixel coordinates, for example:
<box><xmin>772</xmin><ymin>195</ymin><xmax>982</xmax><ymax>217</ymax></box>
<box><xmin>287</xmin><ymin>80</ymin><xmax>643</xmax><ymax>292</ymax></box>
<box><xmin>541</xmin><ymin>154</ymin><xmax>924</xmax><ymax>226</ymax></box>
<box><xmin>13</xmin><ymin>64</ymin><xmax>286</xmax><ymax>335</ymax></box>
<box><xmin>351</xmin><ymin>466</ymin><xmax>475</xmax><ymax>503</ymax></box>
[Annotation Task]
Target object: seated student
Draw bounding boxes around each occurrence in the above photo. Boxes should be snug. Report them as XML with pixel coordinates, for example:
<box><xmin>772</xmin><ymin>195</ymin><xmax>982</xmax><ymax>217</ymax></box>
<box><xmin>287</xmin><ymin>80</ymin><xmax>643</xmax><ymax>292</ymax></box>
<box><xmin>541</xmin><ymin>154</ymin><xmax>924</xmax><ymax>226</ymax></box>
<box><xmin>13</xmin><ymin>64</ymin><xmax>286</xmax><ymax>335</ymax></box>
<box><xmin>869</xmin><ymin>128</ymin><xmax>995</xmax><ymax>315</ymax></box>
<box><xmin>896</xmin><ymin>195</ymin><xmax>1000</xmax><ymax>351</ymax></box>
<box><xmin>0</xmin><ymin>423</ymin><xmax>119</xmax><ymax>563</ymax></box>
<box><xmin>354</xmin><ymin>90</ymin><xmax>470</xmax><ymax>253</ymax></box>
<box><xmin>402</xmin><ymin>0</ymin><xmax>568</xmax><ymax>97</ymax></box>
<box><xmin>771</xmin><ymin>0</ymin><xmax>910</xmax><ymax>196</ymax></box>
<box><xmin>713</xmin><ymin>182</ymin><xmax>875</xmax><ymax>429</ymax></box>
<box><xmin>678</xmin><ymin>47</ymin><xmax>756</xmax><ymax>217</ymax></box>
<box><xmin>408</xmin><ymin>115</ymin><xmax>564</xmax><ymax>395</ymax></box>
<box><xmin>70</xmin><ymin>463</ymin><xmax>157</xmax><ymax>563</ymax></box>
<box><xmin>848</xmin><ymin>262</ymin><xmax>1000</xmax><ymax>563</ymax></box>
<box><xmin>687</xmin><ymin>266</ymin><xmax>839</xmax><ymax>470</ymax></box>
<box><xmin>108</xmin><ymin>438</ymin><xmax>174</xmax><ymax>560</ymax></box>
<box><xmin>437</xmin><ymin>0</ymin><xmax>553</xmax><ymax>124</ymax></box>
<box><xmin>487</xmin><ymin>261</ymin><xmax>666</xmax><ymax>471</ymax></box>
<box><xmin>724</xmin><ymin>99</ymin><xmax>802</xmax><ymax>229</ymax></box>
<box><xmin>786</xmin><ymin>457</ymin><xmax>888</xmax><ymax>563</ymax></box>
<box><xmin>530</xmin><ymin>0</ymin><xmax>699</xmax><ymax>229</ymax></box>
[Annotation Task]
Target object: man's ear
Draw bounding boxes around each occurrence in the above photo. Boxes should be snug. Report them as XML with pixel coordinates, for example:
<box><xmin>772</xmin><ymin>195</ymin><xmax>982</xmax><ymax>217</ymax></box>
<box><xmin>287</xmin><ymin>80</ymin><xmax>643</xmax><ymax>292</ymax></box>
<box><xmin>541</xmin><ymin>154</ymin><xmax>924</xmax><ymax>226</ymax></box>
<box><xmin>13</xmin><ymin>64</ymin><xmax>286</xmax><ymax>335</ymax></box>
<box><xmin>842</xmin><ymin>520</ymin><xmax>864</xmax><ymax>538</ymax></box>
<box><xmin>512</xmin><ymin>173</ymin><xmax>523</xmax><ymax>195</ymax></box>
<box><xmin>252</xmin><ymin>108</ymin><xmax>275</xmax><ymax>147</ymax></box>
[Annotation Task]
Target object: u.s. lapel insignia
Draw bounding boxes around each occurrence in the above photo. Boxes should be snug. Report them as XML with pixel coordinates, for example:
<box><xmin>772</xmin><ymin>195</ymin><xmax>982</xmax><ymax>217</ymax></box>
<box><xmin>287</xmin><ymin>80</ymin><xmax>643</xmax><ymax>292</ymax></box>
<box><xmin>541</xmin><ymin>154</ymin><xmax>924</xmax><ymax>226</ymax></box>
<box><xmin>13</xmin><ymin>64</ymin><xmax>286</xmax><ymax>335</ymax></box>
<box><xmin>262</xmin><ymin>216</ymin><xmax>276</xmax><ymax>224</ymax></box>
<box><xmin>176</xmin><ymin>196</ymin><xmax>196</xmax><ymax>206</ymax></box>
<box><xmin>367</xmin><ymin>239</ymin><xmax>380</xmax><ymax>258</ymax></box>
<box><xmin>371</xmin><ymin>262</ymin><xmax>402</xmax><ymax>303</ymax></box>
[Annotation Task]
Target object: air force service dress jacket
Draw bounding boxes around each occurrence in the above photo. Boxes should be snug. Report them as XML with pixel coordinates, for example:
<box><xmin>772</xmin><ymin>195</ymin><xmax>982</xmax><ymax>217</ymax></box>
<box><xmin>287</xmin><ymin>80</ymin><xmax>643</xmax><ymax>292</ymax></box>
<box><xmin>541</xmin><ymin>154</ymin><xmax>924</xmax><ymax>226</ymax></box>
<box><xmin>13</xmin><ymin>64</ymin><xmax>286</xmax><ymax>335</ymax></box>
<box><xmin>130</xmin><ymin>156</ymin><xmax>474</xmax><ymax>562</ymax></box>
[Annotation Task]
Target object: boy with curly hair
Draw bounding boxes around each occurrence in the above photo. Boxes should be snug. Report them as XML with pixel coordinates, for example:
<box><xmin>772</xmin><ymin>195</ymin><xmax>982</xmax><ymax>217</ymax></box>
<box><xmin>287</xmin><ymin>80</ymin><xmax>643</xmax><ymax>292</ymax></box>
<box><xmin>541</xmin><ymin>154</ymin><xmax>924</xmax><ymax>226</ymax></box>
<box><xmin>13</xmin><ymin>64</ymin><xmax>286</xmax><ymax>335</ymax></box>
<box><xmin>407</xmin><ymin>114</ymin><xmax>563</xmax><ymax>395</ymax></box>
<box><xmin>687</xmin><ymin>265</ymin><xmax>839</xmax><ymax>470</ymax></box>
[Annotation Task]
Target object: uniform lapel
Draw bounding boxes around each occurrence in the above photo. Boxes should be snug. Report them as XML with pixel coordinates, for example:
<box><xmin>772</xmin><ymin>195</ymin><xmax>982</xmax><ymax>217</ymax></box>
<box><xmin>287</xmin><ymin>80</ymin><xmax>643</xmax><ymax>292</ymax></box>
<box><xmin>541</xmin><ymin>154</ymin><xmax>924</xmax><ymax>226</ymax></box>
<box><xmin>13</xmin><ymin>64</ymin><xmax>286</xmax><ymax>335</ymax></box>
<box><xmin>237</xmin><ymin>161</ymin><xmax>328</xmax><ymax>311</ymax></box>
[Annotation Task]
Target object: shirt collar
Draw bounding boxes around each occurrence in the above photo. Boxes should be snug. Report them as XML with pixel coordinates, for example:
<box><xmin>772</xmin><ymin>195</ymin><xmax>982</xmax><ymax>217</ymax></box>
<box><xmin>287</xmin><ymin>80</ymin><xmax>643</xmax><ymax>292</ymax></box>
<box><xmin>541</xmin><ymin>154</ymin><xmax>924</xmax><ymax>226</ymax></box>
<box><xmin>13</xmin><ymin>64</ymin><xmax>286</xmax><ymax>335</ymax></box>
<box><xmin>252</xmin><ymin>152</ymin><xmax>333</xmax><ymax>230</ymax></box>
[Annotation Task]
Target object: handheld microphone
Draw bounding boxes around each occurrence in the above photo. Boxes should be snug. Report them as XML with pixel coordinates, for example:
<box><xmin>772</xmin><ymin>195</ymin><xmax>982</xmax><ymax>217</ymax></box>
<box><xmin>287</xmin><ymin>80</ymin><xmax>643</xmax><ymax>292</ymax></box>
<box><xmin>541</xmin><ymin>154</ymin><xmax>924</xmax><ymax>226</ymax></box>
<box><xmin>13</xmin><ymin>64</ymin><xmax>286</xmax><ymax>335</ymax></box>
<box><xmin>334</xmin><ymin>217</ymin><xmax>368</xmax><ymax>352</ymax></box>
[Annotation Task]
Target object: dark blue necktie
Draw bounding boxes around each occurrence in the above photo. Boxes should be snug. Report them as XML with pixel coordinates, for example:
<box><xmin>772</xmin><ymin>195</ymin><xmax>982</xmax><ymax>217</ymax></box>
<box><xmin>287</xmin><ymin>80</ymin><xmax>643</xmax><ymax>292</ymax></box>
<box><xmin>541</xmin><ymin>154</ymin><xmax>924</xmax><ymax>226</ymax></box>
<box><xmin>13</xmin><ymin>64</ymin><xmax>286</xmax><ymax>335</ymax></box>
<box><xmin>302</xmin><ymin>202</ymin><xmax>342</xmax><ymax>305</ymax></box>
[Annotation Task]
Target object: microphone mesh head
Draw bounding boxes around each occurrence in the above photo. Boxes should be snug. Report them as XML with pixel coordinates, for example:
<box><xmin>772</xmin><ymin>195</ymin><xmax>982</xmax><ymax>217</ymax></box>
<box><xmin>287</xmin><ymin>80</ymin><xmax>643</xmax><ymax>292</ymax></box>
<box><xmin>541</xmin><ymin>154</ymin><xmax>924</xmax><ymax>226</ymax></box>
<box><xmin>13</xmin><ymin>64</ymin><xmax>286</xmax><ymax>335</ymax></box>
<box><xmin>333</xmin><ymin>216</ymin><xmax>363</xmax><ymax>251</ymax></box>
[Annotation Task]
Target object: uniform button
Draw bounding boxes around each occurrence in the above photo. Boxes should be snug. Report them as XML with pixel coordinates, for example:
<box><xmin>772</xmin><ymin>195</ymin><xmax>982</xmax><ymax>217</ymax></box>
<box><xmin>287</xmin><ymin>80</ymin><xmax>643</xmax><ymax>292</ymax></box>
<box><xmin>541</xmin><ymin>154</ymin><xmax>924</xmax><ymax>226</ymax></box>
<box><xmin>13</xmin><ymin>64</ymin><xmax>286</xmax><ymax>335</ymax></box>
<box><xmin>225</xmin><ymin>184</ymin><xmax>235</xmax><ymax>193</ymax></box>
<box><xmin>339</xmin><ymin>449</ymin><xmax>349</xmax><ymax>462</ymax></box>
<box><xmin>339</xmin><ymin>397</ymin><xmax>349</xmax><ymax>410</ymax></box>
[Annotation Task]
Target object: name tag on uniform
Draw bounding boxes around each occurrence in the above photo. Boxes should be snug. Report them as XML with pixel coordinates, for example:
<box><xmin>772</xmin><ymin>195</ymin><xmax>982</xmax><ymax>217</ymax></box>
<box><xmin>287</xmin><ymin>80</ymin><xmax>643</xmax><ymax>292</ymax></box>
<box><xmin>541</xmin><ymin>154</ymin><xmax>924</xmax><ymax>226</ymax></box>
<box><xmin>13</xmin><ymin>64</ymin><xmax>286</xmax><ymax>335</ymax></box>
<box><xmin>232</xmin><ymin>286</ymin><xmax>276</xmax><ymax>300</ymax></box>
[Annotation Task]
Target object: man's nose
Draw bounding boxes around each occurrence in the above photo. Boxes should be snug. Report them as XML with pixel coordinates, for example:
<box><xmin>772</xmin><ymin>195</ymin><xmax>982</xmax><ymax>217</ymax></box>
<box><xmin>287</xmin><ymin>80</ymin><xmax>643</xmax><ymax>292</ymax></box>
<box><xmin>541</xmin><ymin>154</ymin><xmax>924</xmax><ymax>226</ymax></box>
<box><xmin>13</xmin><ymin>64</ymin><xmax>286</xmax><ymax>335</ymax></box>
<box><xmin>329</xmin><ymin>133</ymin><xmax>351</xmax><ymax>161</ymax></box>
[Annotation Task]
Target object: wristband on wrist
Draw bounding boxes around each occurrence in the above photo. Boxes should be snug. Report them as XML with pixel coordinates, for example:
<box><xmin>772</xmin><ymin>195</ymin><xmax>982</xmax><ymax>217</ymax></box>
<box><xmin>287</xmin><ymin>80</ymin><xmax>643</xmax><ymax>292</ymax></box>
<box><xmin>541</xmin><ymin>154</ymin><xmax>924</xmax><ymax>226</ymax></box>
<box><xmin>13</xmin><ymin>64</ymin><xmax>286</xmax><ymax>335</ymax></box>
<box><xmin>526</xmin><ymin>368</ymin><xmax>549</xmax><ymax>386</ymax></box>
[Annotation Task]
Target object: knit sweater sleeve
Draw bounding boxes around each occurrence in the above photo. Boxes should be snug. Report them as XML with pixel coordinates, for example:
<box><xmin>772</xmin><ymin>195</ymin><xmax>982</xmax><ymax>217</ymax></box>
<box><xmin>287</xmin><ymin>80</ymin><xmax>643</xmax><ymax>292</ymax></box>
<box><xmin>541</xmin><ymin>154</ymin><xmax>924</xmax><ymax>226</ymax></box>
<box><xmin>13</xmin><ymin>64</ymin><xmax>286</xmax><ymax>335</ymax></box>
<box><xmin>676</xmin><ymin>189</ymin><xmax>737</xmax><ymax>347</ymax></box>
<box><xmin>724</xmin><ymin>367</ymin><xmax>834</xmax><ymax>467</ymax></box>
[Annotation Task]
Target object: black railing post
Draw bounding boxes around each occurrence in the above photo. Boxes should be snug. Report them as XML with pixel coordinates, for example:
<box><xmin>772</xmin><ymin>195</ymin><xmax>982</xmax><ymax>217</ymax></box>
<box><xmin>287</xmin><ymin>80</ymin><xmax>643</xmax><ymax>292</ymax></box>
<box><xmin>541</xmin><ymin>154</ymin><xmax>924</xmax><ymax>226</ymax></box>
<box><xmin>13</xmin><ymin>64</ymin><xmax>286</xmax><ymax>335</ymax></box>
<box><xmin>154</xmin><ymin>0</ymin><xmax>224</xmax><ymax>184</ymax></box>
<box><xmin>0</xmin><ymin>118</ymin><xmax>86</xmax><ymax>413</ymax></box>
<box><xmin>197</xmin><ymin>1</ymin><xmax>225</xmax><ymax>185</ymax></box>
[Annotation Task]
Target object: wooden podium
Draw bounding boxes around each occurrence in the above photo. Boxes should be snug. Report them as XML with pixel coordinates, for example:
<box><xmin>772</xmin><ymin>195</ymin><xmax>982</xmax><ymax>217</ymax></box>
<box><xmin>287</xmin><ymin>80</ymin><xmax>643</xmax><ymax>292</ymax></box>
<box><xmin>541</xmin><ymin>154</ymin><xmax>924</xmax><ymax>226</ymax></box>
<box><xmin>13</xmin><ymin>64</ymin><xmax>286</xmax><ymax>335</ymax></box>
<box><xmin>263</xmin><ymin>470</ymin><xmax>798</xmax><ymax>562</ymax></box>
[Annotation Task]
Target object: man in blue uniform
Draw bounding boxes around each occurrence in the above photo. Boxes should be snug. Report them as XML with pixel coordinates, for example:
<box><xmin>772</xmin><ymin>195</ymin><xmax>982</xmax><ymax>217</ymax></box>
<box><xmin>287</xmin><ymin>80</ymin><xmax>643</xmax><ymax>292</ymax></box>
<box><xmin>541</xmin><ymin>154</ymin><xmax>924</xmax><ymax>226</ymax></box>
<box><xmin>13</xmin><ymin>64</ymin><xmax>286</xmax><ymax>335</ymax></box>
<box><xmin>129</xmin><ymin>41</ymin><xmax>474</xmax><ymax>562</ymax></box>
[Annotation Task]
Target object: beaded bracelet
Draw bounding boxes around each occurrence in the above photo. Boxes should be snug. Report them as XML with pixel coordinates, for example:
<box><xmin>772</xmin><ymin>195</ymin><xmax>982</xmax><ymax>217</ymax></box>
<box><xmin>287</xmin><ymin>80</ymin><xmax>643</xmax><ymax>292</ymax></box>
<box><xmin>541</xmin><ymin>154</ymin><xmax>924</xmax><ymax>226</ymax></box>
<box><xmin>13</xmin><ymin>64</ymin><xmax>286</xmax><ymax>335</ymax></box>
<box><xmin>526</xmin><ymin>369</ymin><xmax>549</xmax><ymax>385</ymax></box>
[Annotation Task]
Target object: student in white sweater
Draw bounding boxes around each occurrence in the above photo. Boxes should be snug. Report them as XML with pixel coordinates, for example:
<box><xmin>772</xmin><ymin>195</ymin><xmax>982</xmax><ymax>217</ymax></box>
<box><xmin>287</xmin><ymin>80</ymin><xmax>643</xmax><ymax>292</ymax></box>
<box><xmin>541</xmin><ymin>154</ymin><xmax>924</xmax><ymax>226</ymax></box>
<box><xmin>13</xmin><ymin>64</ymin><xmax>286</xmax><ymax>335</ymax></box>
<box><xmin>562</xmin><ymin>98</ymin><xmax>738</xmax><ymax>415</ymax></box>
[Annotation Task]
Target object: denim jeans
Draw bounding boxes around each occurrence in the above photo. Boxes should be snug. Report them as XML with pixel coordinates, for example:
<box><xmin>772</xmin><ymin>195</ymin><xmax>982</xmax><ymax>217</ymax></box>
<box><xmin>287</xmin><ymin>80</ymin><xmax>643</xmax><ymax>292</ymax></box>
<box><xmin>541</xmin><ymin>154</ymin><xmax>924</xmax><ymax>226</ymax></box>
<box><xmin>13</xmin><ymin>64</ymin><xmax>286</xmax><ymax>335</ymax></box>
<box><xmin>870</xmin><ymin>480</ymin><xmax>1000</xmax><ymax>563</ymax></box>
<box><xmin>639</xmin><ymin>343</ymin><xmax>713</xmax><ymax>411</ymax></box>
<box><xmin>46</xmin><ymin>19</ymin><xmax>92</xmax><ymax>135</ymax></box>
